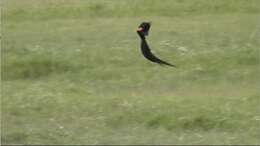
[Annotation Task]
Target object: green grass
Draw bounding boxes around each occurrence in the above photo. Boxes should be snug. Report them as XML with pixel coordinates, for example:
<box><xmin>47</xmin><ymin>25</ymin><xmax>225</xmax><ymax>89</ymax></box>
<box><xmin>1</xmin><ymin>0</ymin><xmax>260</xmax><ymax>145</ymax></box>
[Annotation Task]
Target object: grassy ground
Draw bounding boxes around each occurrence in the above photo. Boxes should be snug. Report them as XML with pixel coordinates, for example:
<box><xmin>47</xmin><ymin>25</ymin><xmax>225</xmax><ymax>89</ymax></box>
<box><xmin>1</xmin><ymin>0</ymin><xmax>260</xmax><ymax>145</ymax></box>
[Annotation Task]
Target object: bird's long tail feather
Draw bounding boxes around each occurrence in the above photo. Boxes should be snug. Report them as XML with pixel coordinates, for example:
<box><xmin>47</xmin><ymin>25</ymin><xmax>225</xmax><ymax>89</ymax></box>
<box><xmin>157</xmin><ymin>59</ymin><xmax>176</xmax><ymax>67</ymax></box>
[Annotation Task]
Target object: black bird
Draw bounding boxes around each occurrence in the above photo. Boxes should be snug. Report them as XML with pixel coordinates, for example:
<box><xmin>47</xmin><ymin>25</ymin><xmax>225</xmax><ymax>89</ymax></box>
<box><xmin>137</xmin><ymin>22</ymin><xmax>176</xmax><ymax>67</ymax></box>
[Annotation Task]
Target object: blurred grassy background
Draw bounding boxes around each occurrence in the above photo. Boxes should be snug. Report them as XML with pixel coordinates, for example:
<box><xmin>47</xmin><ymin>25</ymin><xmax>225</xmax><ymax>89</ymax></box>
<box><xmin>1</xmin><ymin>0</ymin><xmax>260</xmax><ymax>145</ymax></box>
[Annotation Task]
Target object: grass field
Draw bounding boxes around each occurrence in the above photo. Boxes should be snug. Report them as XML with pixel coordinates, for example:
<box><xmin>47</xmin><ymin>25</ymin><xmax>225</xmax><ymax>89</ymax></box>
<box><xmin>1</xmin><ymin>0</ymin><xmax>260</xmax><ymax>145</ymax></box>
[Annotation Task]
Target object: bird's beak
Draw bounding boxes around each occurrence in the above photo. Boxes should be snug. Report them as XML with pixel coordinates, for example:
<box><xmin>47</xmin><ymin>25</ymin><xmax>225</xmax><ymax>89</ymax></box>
<box><xmin>137</xmin><ymin>27</ymin><xmax>143</xmax><ymax>32</ymax></box>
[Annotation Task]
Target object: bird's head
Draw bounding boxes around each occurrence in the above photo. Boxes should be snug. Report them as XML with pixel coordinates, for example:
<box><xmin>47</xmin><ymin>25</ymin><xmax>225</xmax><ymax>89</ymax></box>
<box><xmin>137</xmin><ymin>22</ymin><xmax>151</xmax><ymax>38</ymax></box>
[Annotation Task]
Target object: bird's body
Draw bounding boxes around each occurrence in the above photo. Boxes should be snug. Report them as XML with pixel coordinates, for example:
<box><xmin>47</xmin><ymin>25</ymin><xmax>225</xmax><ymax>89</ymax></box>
<box><xmin>140</xmin><ymin>38</ymin><xmax>176</xmax><ymax>67</ymax></box>
<box><xmin>137</xmin><ymin>22</ymin><xmax>176</xmax><ymax>67</ymax></box>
